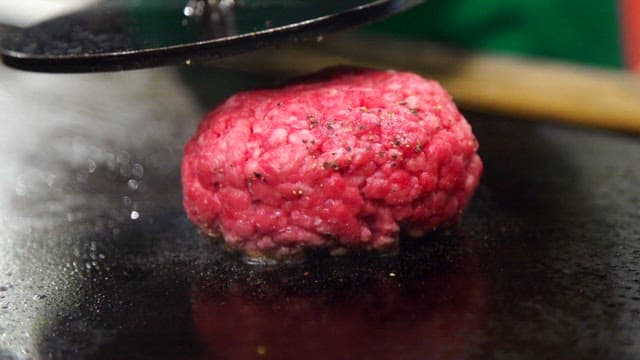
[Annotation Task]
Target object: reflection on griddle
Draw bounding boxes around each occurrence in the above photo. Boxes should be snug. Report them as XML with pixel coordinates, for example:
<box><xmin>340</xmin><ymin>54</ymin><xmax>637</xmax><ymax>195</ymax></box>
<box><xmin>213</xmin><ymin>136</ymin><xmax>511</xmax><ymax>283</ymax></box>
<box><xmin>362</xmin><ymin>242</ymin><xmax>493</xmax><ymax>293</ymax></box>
<box><xmin>192</xmin><ymin>234</ymin><xmax>487</xmax><ymax>359</ymax></box>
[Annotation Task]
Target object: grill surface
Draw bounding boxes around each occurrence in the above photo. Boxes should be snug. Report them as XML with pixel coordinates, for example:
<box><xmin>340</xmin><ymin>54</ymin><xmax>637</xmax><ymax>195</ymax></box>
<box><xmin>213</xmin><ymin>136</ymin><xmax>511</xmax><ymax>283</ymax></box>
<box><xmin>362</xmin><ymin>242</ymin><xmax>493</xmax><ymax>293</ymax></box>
<box><xmin>0</xmin><ymin>65</ymin><xmax>639</xmax><ymax>359</ymax></box>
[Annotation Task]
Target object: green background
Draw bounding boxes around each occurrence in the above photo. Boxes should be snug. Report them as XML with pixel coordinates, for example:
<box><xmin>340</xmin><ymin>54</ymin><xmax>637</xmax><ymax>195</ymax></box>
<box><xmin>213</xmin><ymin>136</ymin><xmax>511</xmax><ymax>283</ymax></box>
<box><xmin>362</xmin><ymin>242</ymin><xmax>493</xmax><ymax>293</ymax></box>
<box><xmin>364</xmin><ymin>0</ymin><xmax>623</xmax><ymax>68</ymax></box>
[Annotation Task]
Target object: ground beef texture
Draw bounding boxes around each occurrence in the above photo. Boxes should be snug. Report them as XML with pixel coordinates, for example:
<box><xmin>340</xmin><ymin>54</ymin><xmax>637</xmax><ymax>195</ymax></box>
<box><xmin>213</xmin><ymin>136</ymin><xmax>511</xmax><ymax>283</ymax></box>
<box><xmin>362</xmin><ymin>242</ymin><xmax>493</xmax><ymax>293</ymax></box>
<box><xmin>182</xmin><ymin>68</ymin><xmax>482</xmax><ymax>257</ymax></box>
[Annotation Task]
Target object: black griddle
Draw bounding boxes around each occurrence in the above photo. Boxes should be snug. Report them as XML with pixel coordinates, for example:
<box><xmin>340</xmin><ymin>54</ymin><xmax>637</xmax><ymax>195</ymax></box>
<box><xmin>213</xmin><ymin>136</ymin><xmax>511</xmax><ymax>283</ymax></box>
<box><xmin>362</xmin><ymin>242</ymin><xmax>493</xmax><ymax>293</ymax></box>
<box><xmin>0</xmin><ymin>66</ymin><xmax>639</xmax><ymax>359</ymax></box>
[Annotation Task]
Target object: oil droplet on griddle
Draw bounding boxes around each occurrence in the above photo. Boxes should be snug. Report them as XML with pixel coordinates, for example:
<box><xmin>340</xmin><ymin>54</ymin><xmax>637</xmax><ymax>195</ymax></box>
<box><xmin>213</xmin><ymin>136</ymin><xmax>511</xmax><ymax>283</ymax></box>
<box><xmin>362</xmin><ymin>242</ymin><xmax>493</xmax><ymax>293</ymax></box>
<box><xmin>87</xmin><ymin>159</ymin><xmax>97</xmax><ymax>173</ymax></box>
<box><xmin>127</xmin><ymin>179</ymin><xmax>139</xmax><ymax>190</ymax></box>
<box><xmin>132</xmin><ymin>163</ymin><xmax>144</xmax><ymax>178</ymax></box>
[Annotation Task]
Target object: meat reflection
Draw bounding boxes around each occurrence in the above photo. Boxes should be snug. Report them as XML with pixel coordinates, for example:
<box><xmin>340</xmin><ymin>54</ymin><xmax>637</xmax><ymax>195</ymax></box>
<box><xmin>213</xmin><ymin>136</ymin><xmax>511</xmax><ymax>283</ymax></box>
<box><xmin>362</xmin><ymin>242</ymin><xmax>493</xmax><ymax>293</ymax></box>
<box><xmin>192</xmin><ymin>236</ymin><xmax>487</xmax><ymax>360</ymax></box>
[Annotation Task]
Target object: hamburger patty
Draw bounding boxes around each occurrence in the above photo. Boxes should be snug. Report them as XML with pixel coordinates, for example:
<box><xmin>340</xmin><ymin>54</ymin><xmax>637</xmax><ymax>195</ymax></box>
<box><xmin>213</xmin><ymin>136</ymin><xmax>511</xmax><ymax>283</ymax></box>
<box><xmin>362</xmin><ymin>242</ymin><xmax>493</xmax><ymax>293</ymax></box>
<box><xmin>182</xmin><ymin>67</ymin><xmax>482</xmax><ymax>258</ymax></box>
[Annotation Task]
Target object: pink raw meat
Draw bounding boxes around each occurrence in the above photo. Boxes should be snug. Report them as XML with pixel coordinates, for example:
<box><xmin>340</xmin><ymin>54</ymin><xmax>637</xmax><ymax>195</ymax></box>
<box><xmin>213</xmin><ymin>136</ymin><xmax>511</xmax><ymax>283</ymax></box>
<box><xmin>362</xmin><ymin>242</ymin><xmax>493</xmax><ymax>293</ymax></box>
<box><xmin>182</xmin><ymin>67</ymin><xmax>482</xmax><ymax>258</ymax></box>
